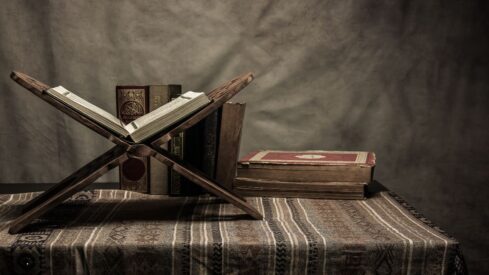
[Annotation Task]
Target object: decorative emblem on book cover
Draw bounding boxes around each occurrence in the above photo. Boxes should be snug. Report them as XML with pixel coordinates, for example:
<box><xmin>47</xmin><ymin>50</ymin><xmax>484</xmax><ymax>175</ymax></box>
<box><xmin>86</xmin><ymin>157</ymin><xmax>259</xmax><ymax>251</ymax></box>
<box><xmin>118</xmin><ymin>89</ymin><xmax>146</xmax><ymax>124</ymax></box>
<box><xmin>120</xmin><ymin>101</ymin><xmax>144</xmax><ymax>122</ymax></box>
<box><xmin>295</xmin><ymin>154</ymin><xmax>326</xmax><ymax>159</ymax></box>
<box><xmin>122</xmin><ymin>157</ymin><xmax>146</xmax><ymax>182</ymax></box>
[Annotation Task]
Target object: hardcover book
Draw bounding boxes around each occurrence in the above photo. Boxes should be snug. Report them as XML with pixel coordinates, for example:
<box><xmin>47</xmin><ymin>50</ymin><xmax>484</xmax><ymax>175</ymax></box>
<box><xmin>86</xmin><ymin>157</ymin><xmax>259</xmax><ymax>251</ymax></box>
<box><xmin>233</xmin><ymin>178</ymin><xmax>367</xmax><ymax>199</ymax></box>
<box><xmin>170</xmin><ymin>109</ymin><xmax>218</xmax><ymax>195</ymax></box>
<box><xmin>202</xmin><ymin>110</ymin><xmax>219</xmax><ymax>179</ymax></box>
<box><xmin>48</xmin><ymin>86</ymin><xmax>210</xmax><ymax>143</ymax></box>
<box><xmin>237</xmin><ymin>150</ymin><xmax>375</xmax><ymax>182</ymax></box>
<box><xmin>116</xmin><ymin>86</ymin><xmax>149</xmax><ymax>192</ymax></box>
<box><xmin>167</xmin><ymin>86</ymin><xmax>186</xmax><ymax>195</ymax></box>
<box><xmin>175</xmin><ymin>118</ymin><xmax>206</xmax><ymax>195</ymax></box>
<box><xmin>148</xmin><ymin>85</ymin><xmax>170</xmax><ymax>195</ymax></box>
<box><xmin>171</xmin><ymin>103</ymin><xmax>246</xmax><ymax>195</ymax></box>
<box><xmin>215</xmin><ymin>102</ymin><xmax>246</xmax><ymax>190</ymax></box>
<box><xmin>116</xmin><ymin>85</ymin><xmax>188</xmax><ymax>194</ymax></box>
<box><xmin>235</xmin><ymin>150</ymin><xmax>375</xmax><ymax>199</ymax></box>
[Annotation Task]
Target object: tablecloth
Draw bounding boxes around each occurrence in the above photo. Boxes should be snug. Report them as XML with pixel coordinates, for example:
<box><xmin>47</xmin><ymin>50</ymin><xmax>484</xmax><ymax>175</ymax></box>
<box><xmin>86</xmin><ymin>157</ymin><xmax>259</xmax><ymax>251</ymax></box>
<box><xmin>0</xmin><ymin>189</ymin><xmax>466</xmax><ymax>274</ymax></box>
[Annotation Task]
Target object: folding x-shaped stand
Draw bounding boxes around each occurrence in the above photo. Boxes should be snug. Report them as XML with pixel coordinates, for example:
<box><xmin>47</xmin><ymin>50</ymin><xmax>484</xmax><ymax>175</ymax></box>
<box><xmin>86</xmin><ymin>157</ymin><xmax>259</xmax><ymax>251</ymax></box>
<box><xmin>8</xmin><ymin>71</ymin><xmax>262</xmax><ymax>234</ymax></box>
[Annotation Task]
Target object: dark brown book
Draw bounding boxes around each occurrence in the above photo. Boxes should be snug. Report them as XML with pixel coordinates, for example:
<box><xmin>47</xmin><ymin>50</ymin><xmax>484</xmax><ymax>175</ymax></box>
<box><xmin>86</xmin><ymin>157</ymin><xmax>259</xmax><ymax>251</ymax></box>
<box><xmin>116</xmin><ymin>86</ymin><xmax>149</xmax><ymax>193</ymax></box>
<box><xmin>173</xmin><ymin>103</ymin><xmax>244</xmax><ymax>195</ymax></box>
<box><xmin>233</xmin><ymin>178</ymin><xmax>366</xmax><ymax>199</ymax></box>
<box><xmin>116</xmin><ymin>85</ymin><xmax>184</xmax><ymax>194</ymax></box>
<box><xmin>170</xmin><ymin>106</ymin><xmax>220</xmax><ymax>196</ymax></box>
<box><xmin>148</xmin><ymin>85</ymin><xmax>170</xmax><ymax>195</ymax></box>
<box><xmin>202</xmin><ymin>110</ymin><xmax>219</xmax><ymax>178</ymax></box>
<box><xmin>167</xmin><ymin>85</ymin><xmax>187</xmax><ymax>195</ymax></box>
<box><xmin>215</xmin><ymin>103</ymin><xmax>246</xmax><ymax>190</ymax></box>
<box><xmin>176</xmin><ymin>119</ymin><xmax>205</xmax><ymax>195</ymax></box>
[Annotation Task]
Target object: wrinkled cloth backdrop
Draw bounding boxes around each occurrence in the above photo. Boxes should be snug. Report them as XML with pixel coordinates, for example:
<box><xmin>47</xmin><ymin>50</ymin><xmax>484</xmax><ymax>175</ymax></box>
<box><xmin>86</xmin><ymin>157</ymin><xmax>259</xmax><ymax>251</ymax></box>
<box><xmin>0</xmin><ymin>1</ymin><xmax>488</xmax><ymax>273</ymax></box>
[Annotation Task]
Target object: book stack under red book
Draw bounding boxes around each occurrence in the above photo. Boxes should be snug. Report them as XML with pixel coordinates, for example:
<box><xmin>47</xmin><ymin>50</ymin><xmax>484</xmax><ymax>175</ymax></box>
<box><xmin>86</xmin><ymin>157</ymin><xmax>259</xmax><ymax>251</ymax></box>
<box><xmin>234</xmin><ymin>150</ymin><xmax>376</xmax><ymax>199</ymax></box>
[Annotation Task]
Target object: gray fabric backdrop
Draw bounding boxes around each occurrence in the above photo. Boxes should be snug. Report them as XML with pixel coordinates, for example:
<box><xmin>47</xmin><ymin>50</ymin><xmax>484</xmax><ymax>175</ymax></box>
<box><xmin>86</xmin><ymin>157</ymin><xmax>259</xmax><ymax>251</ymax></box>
<box><xmin>1</xmin><ymin>0</ymin><xmax>488</xmax><ymax>273</ymax></box>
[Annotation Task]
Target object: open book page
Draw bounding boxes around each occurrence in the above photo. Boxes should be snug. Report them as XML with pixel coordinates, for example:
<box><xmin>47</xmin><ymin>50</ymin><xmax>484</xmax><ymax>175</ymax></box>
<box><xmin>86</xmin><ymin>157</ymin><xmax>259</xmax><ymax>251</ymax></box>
<box><xmin>46</xmin><ymin>86</ymin><xmax>129</xmax><ymax>136</ymax></box>
<box><xmin>46</xmin><ymin>86</ymin><xmax>210</xmax><ymax>143</ymax></box>
<box><xmin>125</xmin><ymin>91</ymin><xmax>201</xmax><ymax>132</ymax></box>
<box><xmin>125</xmin><ymin>91</ymin><xmax>210</xmax><ymax>142</ymax></box>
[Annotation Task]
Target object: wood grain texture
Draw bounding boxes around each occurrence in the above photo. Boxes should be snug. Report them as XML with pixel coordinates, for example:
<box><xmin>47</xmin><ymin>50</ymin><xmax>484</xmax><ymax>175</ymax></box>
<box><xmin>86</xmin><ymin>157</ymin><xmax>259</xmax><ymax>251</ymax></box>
<box><xmin>215</xmin><ymin>103</ymin><xmax>246</xmax><ymax>190</ymax></box>
<box><xmin>10</xmin><ymin>71</ymin><xmax>128</xmax><ymax>146</ymax></box>
<box><xmin>8</xmin><ymin>71</ymin><xmax>261</xmax><ymax>233</ymax></box>
<box><xmin>9</xmin><ymin>145</ymin><xmax>128</xmax><ymax>234</ymax></box>
<box><xmin>22</xmin><ymin>144</ymin><xmax>130</xmax><ymax>213</ymax></box>
<box><xmin>147</xmin><ymin>145</ymin><xmax>261</xmax><ymax>219</ymax></box>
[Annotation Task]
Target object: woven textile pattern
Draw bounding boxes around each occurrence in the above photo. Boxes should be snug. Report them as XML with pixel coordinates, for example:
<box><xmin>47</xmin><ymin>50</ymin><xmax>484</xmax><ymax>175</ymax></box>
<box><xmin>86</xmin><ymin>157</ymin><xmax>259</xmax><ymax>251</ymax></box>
<box><xmin>0</xmin><ymin>190</ymin><xmax>466</xmax><ymax>274</ymax></box>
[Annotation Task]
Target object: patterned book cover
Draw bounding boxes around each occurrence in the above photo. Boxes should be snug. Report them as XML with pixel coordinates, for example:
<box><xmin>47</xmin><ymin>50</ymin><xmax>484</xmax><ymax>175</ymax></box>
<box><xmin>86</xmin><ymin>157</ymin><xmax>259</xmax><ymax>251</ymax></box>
<box><xmin>117</xmin><ymin>85</ymin><xmax>184</xmax><ymax>195</ymax></box>
<box><xmin>116</xmin><ymin>86</ymin><xmax>149</xmax><ymax>193</ymax></box>
<box><xmin>239</xmin><ymin>150</ymin><xmax>376</xmax><ymax>167</ymax></box>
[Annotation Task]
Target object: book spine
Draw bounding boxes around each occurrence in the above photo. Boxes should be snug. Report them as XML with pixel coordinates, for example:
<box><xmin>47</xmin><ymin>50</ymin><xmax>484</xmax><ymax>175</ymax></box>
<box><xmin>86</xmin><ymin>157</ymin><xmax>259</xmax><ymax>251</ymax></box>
<box><xmin>168</xmin><ymin>85</ymin><xmax>185</xmax><ymax>195</ymax></box>
<box><xmin>180</xmin><ymin>119</ymin><xmax>205</xmax><ymax>195</ymax></box>
<box><xmin>116</xmin><ymin>86</ymin><xmax>149</xmax><ymax>193</ymax></box>
<box><xmin>202</xmin><ymin>110</ymin><xmax>219</xmax><ymax>179</ymax></box>
<box><xmin>215</xmin><ymin>103</ymin><xmax>246</xmax><ymax>190</ymax></box>
<box><xmin>148</xmin><ymin>85</ymin><xmax>170</xmax><ymax>195</ymax></box>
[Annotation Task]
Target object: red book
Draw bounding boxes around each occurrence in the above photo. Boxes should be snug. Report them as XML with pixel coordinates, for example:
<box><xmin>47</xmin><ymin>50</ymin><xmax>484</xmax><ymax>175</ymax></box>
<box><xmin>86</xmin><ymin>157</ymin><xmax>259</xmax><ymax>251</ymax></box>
<box><xmin>235</xmin><ymin>150</ymin><xmax>375</xmax><ymax>199</ymax></box>
<box><xmin>240</xmin><ymin>150</ymin><xmax>375</xmax><ymax>167</ymax></box>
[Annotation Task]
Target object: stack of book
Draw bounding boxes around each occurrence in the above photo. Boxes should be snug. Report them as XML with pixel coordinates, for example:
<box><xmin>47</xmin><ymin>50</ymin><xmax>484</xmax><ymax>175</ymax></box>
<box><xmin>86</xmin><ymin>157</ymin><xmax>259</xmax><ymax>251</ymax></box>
<box><xmin>234</xmin><ymin>150</ymin><xmax>375</xmax><ymax>199</ymax></box>
<box><xmin>111</xmin><ymin>82</ymin><xmax>374</xmax><ymax>200</ymax></box>
<box><xmin>116</xmin><ymin>85</ymin><xmax>246</xmax><ymax>195</ymax></box>
<box><xmin>116</xmin><ymin>84</ymin><xmax>185</xmax><ymax>194</ymax></box>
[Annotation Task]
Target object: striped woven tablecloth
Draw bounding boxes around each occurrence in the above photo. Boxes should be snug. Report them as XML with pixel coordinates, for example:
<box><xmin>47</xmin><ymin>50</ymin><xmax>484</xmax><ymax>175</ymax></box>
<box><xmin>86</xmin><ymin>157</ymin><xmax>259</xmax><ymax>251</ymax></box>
<box><xmin>0</xmin><ymin>189</ymin><xmax>466</xmax><ymax>274</ymax></box>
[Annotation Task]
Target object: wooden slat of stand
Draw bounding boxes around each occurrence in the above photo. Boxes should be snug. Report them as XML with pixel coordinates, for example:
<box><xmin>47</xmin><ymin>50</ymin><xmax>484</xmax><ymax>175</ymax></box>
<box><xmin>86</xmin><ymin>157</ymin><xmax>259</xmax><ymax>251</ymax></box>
<box><xmin>11</xmin><ymin>72</ymin><xmax>128</xmax><ymax>146</ymax></box>
<box><xmin>21</xmin><ymin>144</ymin><xmax>130</xmax><ymax>214</ymax></box>
<box><xmin>150</xmin><ymin>73</ymin><xmax>254</xmax><ymax>147</ymax></box>
<box><xmin>8</xmin><ymin>145</ymin><xmax>128</xmax><ymax>234</ymax></box>
<box><xmin>8</xmin><ymin>71</ymin><xmax>262</xmax><ymax>234</ymax></box>
<box><xmin>130</xmin><ymin>145</ymin><xmax>258</xmax><ymax>218</ymax></box>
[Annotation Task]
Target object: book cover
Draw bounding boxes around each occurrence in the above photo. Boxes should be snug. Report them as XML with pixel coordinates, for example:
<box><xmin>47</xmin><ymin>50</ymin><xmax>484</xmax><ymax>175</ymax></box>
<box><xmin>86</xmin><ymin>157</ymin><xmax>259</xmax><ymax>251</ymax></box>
<box><xmin>240</xmin><ymin>150</ymin><xmax>375</xmax><ymax>166</ymax></box>
<box><xmin>168</xmin><ymin>85</ymin><xmax>186</xmax><ymax>195</ymax></box>
<box><xmin>202</xmin><ymin>110</ymin><xmax>219</xmax><ymax>179</ymax></box>
<box><xmin>116</xmin><ymin>84</ymin><xmax>185</xmax><ymax>194</ymax></box>
<box><xmin>237</xmin><ymin>150</ymin><xmax>376</xmax><ymax>183</ymax></box>
<box><xmin>215</xmin><ymin>102</ymin><xmax>246</xmax><ymax>190</ymax></box>
<box><xmin>177</xmin><ymin>120</ymin><xmax>205</xmax><ymax>195</ymax></box>
<box><xmin>171</xmin><ymin>108</ymin><xmax>219</xmax><ymax>196</ymax></box>
<box><xmin>116</xmin><ymin>86</ymin><xmax>149</xmax><ymax>193</ymax></box>
<box><xmin>148</xmin><ymin>85</ymin><xmax>170</xmax><ymax>195</ymax></box>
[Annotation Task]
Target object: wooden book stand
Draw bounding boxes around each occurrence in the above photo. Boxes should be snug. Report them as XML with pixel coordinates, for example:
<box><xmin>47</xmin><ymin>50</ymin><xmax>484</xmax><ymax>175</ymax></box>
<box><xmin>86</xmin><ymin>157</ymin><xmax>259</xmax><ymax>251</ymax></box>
<box><xmin>8</xmin><ymin>71</ymin><xmax>262</xmax><ymax>234</ymax></box>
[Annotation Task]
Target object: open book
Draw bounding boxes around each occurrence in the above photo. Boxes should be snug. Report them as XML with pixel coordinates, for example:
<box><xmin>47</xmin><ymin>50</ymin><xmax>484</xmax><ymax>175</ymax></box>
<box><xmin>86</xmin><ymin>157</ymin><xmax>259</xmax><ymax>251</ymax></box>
<box><xmin>46</xmin><ymin>86</ymin><xmax>211</xmax><ymax>142</ymax></box>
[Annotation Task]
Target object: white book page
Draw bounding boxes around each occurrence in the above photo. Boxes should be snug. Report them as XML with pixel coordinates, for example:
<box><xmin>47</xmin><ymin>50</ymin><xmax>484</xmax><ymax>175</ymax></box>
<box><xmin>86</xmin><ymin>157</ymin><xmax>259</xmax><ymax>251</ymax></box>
<box><xmin>124</xmin><ymin>91</ymin><xmax>202</xmax><ymax>133</ymax></box>
<box><xmin>47</xmin><ymin>86</ymin><xmax>127</xmax><ymax>135</ymax></box>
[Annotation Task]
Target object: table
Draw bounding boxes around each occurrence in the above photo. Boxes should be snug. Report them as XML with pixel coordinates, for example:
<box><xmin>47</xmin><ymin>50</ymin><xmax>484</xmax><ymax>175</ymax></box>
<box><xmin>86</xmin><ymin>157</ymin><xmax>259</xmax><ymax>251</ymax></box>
<box><xmin>0</xmin><ymin>187</ymin><xmax>467</xmax><ymax>274</ymax></box>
